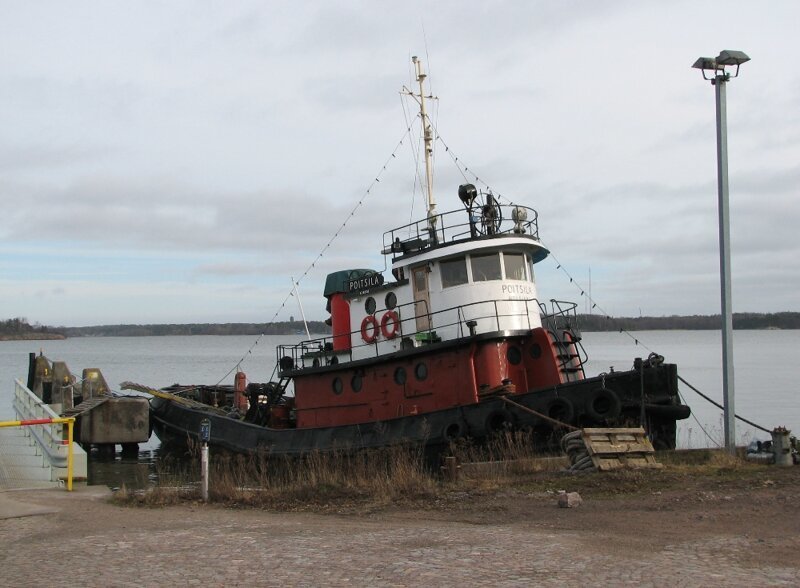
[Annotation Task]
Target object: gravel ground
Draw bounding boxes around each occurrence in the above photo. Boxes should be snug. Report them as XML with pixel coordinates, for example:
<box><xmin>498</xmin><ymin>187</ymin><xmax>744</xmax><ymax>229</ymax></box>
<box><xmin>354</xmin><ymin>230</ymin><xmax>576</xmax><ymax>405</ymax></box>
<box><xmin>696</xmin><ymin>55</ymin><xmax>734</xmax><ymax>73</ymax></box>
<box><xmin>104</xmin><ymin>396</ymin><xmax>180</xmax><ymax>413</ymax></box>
<box><xmin>1</xmin><ymin>466</ymin><xmax>798</xmax><ymax>587</ymax></box>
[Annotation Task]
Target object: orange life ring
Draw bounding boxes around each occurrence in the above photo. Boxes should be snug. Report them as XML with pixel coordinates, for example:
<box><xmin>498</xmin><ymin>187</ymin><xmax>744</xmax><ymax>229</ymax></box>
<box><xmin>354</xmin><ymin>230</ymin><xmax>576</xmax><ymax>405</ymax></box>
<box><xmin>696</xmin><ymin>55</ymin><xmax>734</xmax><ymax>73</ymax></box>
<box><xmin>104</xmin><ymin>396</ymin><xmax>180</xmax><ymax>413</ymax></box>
<box><xmin>380</xmin><ymin>310</ymin><xmax>400</xmax><ymax>339</ymax></box>
<box><xmin>360</xmin><ymin>315</ymin><xmax>380</xmax><ymax>343</ymax></box>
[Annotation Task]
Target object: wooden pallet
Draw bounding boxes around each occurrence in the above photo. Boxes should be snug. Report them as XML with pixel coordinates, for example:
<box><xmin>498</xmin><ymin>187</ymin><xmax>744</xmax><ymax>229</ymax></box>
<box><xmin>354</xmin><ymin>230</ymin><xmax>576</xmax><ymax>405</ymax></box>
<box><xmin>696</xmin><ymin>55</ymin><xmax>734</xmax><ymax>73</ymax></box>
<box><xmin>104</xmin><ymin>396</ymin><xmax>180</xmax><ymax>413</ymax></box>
<box><xmin>581</xmin><ymin>427</ymin><xmax>662</xmax><ymax>471</ymax></box>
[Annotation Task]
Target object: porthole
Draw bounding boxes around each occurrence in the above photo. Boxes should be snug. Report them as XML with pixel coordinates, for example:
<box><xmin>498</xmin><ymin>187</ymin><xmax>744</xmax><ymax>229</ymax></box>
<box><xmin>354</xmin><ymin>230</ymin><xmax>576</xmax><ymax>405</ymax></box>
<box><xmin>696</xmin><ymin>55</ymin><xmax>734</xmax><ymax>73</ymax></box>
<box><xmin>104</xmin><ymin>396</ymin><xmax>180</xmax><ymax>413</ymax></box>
<box><xmin>385</xmin><ymin>291</ymin><xmax>397</xmax><ymax>310</ymax></box>
<box><xmin>414</xmin><ymin>362</ymin><xmax>428</xmax><ymax>381</ymax></box>
<box><xmin>330</xmin><ymin>356</ymin><xmax>339</xmax><ymax>366</ymax></box>
<box><xmin>351</xmin><ymin>373</ymin><xmax>363</xmax><ymax>393</ymax></box>
<box><xmin>507</xmin><ymin>346</ymin><xmax>522</xmax><ymax>365</ymax></box>
<box><xmin>529</xmin><ymin>343</ymin><xmax>542</xmax><ymax>359</ymax></box>
<box><xmin>332</xmin><ymin>377</ymin><xmax>343</xmax><ymax>395</ymax></box>
<box><xmin>365</xmin><ymin>297</ymin><xmax>377</xmax><ymax>315</ymax></box>
<box><xmin>394</xmin><ymin>367</ymin><xmax>407</xmax><ymax>385</ymax></box>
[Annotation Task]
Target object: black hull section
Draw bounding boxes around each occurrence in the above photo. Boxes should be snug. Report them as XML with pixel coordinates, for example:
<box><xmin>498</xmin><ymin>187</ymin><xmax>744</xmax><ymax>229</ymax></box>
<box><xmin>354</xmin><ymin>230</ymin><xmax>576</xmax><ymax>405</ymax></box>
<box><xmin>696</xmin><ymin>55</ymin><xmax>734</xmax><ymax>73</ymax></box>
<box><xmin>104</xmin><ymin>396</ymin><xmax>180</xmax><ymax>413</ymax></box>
<box><xmin>150</xmin><ymin>362</ymin><xmax>689</xmax><ymax>455</ymax></box>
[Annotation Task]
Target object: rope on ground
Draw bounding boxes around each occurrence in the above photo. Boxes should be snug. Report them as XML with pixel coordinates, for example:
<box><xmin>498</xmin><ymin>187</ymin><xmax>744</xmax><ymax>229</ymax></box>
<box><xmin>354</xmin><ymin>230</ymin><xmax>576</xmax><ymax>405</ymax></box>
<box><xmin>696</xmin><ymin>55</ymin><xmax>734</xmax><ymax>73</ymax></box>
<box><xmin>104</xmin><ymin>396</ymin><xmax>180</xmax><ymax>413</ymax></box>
<box><xmin>677</xmin><ymin>375</ymin><xmax>771</xmax><ymax>434</ymax></box>
<box><xmin>560</xmin><ymin>430</ymin><xmax>597</xmax><ymax>473</ymax></box>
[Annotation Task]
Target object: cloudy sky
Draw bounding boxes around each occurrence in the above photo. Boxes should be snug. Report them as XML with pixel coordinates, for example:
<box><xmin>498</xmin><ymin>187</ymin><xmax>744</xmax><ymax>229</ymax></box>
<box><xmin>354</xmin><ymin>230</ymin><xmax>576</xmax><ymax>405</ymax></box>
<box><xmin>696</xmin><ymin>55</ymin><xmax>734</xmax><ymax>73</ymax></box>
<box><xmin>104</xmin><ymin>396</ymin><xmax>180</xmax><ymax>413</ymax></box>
<box><xmin>1</xmin><ymin>1</ymin><xmax>797</xmax><ymax>327</ymax></box>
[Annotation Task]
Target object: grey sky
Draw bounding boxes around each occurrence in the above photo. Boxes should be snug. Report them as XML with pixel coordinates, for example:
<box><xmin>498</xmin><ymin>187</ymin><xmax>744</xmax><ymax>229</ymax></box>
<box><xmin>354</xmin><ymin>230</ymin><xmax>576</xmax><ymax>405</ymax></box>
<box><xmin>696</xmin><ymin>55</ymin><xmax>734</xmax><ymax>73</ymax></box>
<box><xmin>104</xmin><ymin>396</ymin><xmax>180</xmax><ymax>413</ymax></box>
<box><xmin>1</xmin><ymin>1</ymin><xmax>797</xmax><ymax>326</ymax></box>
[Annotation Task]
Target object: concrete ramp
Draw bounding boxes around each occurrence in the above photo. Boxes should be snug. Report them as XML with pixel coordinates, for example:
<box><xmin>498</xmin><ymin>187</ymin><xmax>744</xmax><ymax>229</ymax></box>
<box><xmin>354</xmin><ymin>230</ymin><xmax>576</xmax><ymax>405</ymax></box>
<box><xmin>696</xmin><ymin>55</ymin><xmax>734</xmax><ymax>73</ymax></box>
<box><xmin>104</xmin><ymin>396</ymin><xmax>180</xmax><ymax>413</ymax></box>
<box><xmin>0</xmin><ymin>427</ymin><xmax>59</xmax><ymax>490</ymax></box>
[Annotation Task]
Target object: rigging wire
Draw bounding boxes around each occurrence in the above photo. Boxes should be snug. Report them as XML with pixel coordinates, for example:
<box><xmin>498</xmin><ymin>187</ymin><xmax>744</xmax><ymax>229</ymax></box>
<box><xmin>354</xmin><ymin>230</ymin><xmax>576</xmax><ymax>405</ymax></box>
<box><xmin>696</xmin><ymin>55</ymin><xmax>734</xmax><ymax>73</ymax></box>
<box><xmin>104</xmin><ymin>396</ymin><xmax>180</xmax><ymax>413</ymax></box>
<box><xmin>432</xmin><ymin>124</ymin><xmax>775</xmax><ymax>439</ymax></box>
<box><xmin>213</xmin><ymin>124</ymin><xmax>417</xmax><ymax>386</ymax></box>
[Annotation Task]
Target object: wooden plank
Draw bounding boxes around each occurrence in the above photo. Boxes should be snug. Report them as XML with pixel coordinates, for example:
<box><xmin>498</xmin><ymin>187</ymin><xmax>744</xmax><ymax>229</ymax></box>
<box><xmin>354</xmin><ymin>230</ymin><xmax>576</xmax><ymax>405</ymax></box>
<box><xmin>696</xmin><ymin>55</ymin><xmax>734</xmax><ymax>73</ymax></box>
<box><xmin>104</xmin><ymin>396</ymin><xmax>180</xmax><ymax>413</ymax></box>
<box><xmin>583</xmin><ymin>427</ymin><xmax>647</xmax><ymax>435</ymax></box>
<box><xmin>585</xmin><ymin>442</ymin><xmax>654</xmax><ymax>455</ymax></box>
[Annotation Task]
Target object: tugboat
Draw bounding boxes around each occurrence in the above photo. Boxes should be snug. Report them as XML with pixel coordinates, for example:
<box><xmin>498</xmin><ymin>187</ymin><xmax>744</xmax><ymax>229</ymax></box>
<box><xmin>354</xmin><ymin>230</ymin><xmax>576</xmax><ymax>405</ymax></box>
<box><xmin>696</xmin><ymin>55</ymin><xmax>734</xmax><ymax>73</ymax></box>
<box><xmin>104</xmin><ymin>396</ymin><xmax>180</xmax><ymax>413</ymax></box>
<box><xmin>147</xmin><ymin>57</ymin><xmax>690</xmax><ymax>455</ymax></box>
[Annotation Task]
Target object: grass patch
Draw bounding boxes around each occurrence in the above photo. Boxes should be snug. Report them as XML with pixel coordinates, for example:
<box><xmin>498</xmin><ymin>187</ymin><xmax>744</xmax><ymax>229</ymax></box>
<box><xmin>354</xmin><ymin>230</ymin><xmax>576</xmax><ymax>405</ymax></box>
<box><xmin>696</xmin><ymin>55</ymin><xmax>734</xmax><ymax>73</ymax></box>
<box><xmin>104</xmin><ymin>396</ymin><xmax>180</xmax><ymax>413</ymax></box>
<box><xmin>110</xmin><ymin>437</ymin><xmax>785</xmax><ymax>510</ymax></box>
<box><xmin>112</xmin><ymin>442</ymin><xmax>438</xmax><ymax>510</ymax></box>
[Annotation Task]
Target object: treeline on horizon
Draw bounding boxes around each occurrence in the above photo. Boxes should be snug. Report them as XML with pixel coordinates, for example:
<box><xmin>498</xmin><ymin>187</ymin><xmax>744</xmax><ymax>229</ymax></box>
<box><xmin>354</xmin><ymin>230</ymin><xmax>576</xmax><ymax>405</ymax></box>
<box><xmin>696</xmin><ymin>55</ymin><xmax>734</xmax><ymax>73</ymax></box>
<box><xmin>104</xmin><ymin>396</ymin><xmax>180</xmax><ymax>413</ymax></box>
<box><xmin>574</xmin><ymin>312</ymin><xmax>800</xmax><ymax>332</ymax></box>
<box><xmin>59</xmin><ymin>321</ymin><xmax>330</xmax><ymax>337</ymax></box>
<box><xmin>0</xmin><ymin>317</ymin><xmax>64</xmax><ymax>340</ymax></box>
<box><xmin>2</xmin><ymin>313</ymin><xmax>799</xmax><ymax>338</ymax></box>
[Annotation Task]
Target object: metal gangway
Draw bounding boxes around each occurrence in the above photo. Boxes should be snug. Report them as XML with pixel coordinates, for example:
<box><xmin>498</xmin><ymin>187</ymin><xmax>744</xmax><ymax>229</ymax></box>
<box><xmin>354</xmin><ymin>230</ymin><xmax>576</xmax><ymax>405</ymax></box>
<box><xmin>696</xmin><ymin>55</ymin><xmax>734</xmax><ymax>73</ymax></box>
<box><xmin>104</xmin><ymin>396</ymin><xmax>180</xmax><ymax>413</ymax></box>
<box><xmin>0</xmin><ymin>380</ymin><xmax>87</xmax><ymax>490</ymax></box>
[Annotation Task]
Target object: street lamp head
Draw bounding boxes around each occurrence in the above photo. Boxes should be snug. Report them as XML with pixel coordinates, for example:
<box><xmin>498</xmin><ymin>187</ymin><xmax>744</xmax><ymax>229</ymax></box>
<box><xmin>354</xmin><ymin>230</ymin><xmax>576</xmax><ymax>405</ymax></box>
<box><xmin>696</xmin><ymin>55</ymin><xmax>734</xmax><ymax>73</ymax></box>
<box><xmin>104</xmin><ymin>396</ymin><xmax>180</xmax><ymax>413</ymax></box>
<box><xmin>692</xmin><ymin>50</ymin><xmax>749</xmax><ymax>81</ymax></box>
<box><xmin>717</xmin><ymin>50</ymin><xmax>750</xmax><ymax>67</ymax></box>
<box><xmin>692</xmin><ymin>57</ymin><xmax>717</xmax><ymax>71</ymax></box>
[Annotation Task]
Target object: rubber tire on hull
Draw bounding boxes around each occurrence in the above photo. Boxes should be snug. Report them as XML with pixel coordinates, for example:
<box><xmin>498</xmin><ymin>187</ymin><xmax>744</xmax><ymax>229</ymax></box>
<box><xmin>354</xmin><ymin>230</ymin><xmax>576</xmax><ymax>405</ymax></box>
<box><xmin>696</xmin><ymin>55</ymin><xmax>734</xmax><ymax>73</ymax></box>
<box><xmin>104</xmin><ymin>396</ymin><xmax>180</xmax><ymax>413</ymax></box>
<box><xmin>442</xmin><ymin>421</ymin><xmax>464</xmax><ymax>442</ymax></box>
<box><xmin>585</xmin><ymin>388</ymin><xmax>622</xmax><ymax>421</ymax></box>
<box><xmin>644</xmin><ymin>403</ymin><xmax>691</xmax><ymax>420</ymax></box>
<box><xmin>484</xmin><ymin>409</ymin><xmax>514</xmax><ymax>434</ymax></box>
<box><xmin>545</xmin><ymin>397</ymin><xmax>575</xmax><ymax>425</ymax></box>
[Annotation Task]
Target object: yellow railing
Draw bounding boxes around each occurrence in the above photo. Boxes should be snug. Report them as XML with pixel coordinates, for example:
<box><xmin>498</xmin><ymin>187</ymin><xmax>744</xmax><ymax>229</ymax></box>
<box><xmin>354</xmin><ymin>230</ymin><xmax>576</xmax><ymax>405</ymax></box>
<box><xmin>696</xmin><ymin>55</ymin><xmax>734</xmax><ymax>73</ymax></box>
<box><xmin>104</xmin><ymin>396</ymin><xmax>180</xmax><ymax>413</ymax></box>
<box><xmin>0</xmin><ymin>417</ymin><xmax>76</xmax><ymax>491</ymax></box>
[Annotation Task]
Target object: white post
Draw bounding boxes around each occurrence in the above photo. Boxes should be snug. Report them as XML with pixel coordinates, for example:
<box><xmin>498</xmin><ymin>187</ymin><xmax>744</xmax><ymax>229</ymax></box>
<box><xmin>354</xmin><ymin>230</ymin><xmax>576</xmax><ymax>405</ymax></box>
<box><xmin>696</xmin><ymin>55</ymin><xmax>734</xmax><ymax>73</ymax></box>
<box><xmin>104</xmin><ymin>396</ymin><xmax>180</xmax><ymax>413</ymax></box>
<box><xmin>201</xmin><ymin>443</ymin><xmax>209</xmax><ymax>502</ymax></box>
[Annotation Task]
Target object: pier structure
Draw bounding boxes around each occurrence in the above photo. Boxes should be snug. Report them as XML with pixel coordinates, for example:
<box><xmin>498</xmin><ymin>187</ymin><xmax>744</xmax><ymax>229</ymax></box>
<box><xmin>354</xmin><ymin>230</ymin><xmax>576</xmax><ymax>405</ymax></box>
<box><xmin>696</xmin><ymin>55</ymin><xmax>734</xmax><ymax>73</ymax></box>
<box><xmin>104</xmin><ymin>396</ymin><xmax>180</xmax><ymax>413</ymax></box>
<box><xmin>0</xmin><ymin>381</ymin><xmax>87</xmax><ymax>490</ymax></box>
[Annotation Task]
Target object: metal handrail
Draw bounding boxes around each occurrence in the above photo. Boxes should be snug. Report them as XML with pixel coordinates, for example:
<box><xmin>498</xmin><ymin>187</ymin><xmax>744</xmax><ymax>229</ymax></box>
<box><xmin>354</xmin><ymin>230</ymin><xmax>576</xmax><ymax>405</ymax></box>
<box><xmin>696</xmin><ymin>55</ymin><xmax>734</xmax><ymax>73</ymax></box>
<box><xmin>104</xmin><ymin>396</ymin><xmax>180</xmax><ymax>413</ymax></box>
<box><xmin>278</xmin><ymin>296</ymin><xmax>557</xmax><ymax>371</ymax></box>
<box><xmin>12</xmin><ymin>380</ymin><xmax>87</xmax><ymax>489</ymax></box>
<box><xmin>538</xmin><ymin>300</ymin><xmax>588</xmax><ymax>374</ymax></box>
<box><xmin>0</xmin><ymin>415</ymin><xmax>76</xmax><ymax>491</ymax></box>
<box><xmin>382</xmin><ymin>205</ymin><xmax>540</xmax><ymax>255</ymax></box>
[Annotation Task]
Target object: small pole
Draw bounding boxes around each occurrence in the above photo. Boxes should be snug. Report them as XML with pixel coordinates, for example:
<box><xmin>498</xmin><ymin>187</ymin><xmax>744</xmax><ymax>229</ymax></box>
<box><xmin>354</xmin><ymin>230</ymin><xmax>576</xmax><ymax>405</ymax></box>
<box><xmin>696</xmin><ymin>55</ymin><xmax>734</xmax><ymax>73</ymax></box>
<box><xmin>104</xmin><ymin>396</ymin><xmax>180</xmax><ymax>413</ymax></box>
<box><xmin>441</xmin><ymin>456</ymin><xmax>460</xmax><ymax>482</ymax></box>
<box><xmin>199</xmin><ymin>417</ymin><xmax>211</xmax><ymax>501</ymax></box>
<box><xmin>201</xmin><ymin>442</ymin><xmax>209</xmax><ymax>502</ymax></box>
<box><xmin>66</xmin><ymin>419</ymin><xmax>74</xmax><ymax>492</ymax></box>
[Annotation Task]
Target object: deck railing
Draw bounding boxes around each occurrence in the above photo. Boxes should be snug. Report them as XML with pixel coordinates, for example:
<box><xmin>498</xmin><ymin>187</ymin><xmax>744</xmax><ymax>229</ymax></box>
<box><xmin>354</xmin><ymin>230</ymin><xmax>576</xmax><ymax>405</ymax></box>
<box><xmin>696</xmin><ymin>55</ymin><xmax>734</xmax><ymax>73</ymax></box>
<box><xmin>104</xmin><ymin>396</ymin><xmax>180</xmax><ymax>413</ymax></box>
<box><xmin>278</xmin><ymin>297</ymin><xmax>582</xmax><ymax>373</ymax></box>
<box><xmin>382</xmin><ymin>205</ymin><xmax>540</xmax><ymax>256</ymax></box>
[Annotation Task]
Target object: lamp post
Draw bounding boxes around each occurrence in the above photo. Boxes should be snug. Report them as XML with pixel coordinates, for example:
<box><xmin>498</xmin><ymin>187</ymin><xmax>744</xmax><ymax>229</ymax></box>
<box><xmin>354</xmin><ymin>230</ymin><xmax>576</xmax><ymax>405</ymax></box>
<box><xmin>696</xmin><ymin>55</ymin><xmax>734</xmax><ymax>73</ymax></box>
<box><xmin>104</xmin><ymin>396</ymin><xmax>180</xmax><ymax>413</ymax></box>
<box><xmin>692</xmin><ymin>50</ymin><xmax>750</xmax><ymax>454</ymax></box>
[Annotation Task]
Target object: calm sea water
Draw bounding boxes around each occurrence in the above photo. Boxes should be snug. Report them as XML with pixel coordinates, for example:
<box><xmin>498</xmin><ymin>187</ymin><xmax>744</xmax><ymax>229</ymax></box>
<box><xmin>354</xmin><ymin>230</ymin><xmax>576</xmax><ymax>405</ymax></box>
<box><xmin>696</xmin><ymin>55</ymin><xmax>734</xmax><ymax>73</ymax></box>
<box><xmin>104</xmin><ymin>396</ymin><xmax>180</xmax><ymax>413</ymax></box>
<box><xmin>2</xmin><ymin>331</ymin><xmax>797</xmax><ymax>485</ymax></box>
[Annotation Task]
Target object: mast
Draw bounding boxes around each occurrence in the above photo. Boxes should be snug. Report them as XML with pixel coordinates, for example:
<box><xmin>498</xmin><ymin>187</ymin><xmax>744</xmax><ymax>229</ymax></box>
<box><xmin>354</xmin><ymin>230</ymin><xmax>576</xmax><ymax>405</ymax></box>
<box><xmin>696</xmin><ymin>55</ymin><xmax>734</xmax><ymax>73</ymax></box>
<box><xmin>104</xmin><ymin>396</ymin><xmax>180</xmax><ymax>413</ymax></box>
<box><xmin>412</xmin><ymin>56</ymin><xmax>437</xmax><ymax>237</ymax></box>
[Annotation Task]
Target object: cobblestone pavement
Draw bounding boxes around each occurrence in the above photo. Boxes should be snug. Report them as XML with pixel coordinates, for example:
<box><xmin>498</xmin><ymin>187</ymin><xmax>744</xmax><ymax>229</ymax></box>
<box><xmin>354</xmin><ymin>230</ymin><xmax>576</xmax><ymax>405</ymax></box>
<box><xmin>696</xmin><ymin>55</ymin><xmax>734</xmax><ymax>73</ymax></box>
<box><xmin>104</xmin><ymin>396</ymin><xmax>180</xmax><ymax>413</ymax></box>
<box><xmin>1</xmin><ymin>487</ymin><xmax>797</xmax><ymax>587</ymax></box>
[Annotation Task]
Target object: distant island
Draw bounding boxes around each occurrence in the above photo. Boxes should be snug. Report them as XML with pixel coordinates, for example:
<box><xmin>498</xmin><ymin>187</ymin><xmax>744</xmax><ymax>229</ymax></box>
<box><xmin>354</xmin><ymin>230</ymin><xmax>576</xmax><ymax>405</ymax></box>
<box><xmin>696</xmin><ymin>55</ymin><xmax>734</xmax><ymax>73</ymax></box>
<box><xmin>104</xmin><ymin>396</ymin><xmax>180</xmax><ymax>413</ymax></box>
<box><xmin>2</xmin><ymin>312</ymin><xmax>798</xmax><ymax>340</ymax></box>
<box><xmin>0</xmin><ymin>318</ymin><xmax>66</xmax><ymax>341</ymax></box>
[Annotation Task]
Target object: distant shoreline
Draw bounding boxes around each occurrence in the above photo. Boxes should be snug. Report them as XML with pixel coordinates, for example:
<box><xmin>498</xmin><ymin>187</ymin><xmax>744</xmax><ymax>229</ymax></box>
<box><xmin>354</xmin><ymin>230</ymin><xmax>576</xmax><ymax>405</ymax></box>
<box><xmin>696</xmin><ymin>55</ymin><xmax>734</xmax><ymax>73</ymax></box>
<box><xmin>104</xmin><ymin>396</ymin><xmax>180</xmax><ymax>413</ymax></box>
<box><xmin>2</xmin><ymin>312</ymin><xmax>798</xmax><ymax>339</ymax></box>
<box><xmin>0</xmin><ymin>333</ymin><xmax>66</xmax><ymax>341</ymax></box>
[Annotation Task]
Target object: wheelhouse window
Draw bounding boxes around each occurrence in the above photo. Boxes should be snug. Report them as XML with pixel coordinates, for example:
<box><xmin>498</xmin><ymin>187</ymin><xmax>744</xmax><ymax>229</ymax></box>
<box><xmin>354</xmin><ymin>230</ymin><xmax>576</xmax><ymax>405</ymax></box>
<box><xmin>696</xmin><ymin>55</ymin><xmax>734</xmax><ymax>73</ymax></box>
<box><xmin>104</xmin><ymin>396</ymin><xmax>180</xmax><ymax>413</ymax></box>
<box><xmin>440</xmin><ymin>257</ymin><xmax>468</xmax><ymax>288</ymax></box>
<box><xmin>527</xmin><ymin>254</ymin><xmax>536</xmax><ymax>282</ymax></box>
<box><xmin>470</xmin><ymin>253</ymin><xmax>502</xmax><ymax>282</ymax></box>
<box><xmin>503</xmin><ymin>252</ymin><xmax>527</xmax><ymax>281</ymax></box>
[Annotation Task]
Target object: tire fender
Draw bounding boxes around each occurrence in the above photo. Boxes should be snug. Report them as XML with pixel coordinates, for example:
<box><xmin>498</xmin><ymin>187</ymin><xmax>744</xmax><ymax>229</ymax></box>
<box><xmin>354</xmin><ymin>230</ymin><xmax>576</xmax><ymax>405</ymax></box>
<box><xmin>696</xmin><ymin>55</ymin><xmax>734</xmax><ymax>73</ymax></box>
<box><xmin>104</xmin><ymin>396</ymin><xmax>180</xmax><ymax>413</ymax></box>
<box><xmin>546</xmin><ymin>397</ymin><xmax>575</xmax><ymax>425</ymax></box>
<box><xmin>586</xmin><ymin>388</ymin><xmax>622</xmax><ymax>421</ymax></box>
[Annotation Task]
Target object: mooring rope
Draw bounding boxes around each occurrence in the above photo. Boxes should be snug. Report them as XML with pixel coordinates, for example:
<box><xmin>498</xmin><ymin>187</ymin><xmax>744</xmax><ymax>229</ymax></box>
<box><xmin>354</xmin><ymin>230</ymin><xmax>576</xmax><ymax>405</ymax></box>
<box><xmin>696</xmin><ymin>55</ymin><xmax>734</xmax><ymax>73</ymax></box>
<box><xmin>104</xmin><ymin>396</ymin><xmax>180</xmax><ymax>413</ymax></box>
<box><xmin>678</xmin><ymin>375</ymin><xmax>771</xmax><ymax>434</ymax></box>
<box><xmin>500</xmin><ymin>395</ymin><xmax>578</xmax><ymax>431</ymax></box>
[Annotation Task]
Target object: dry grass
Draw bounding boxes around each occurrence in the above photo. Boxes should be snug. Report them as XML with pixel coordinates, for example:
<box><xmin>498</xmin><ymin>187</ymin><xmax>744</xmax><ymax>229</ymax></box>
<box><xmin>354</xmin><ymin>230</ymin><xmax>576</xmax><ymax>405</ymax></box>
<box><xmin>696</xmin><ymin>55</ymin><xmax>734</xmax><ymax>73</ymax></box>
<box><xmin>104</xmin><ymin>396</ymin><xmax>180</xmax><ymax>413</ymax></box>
<box><xmin>110</xmin><ymin>437</ymin><xmax>776</xmax><ymax>510</ymax></box>
<box><xmin>112</xmin><ymin>442</ymin><xmax>438</xmax><ymax>510</ymax></box>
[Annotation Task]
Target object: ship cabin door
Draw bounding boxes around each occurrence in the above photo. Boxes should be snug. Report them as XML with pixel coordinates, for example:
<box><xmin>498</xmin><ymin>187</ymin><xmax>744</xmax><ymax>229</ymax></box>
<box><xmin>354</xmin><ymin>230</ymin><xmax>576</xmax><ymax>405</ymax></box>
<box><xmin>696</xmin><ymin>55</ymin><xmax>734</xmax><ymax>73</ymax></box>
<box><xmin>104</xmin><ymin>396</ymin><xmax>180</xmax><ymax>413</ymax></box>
<box><xmin>411</xmin><ymin>265</ymin><xmax>432</xmax><ymax>332</ymax></box>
